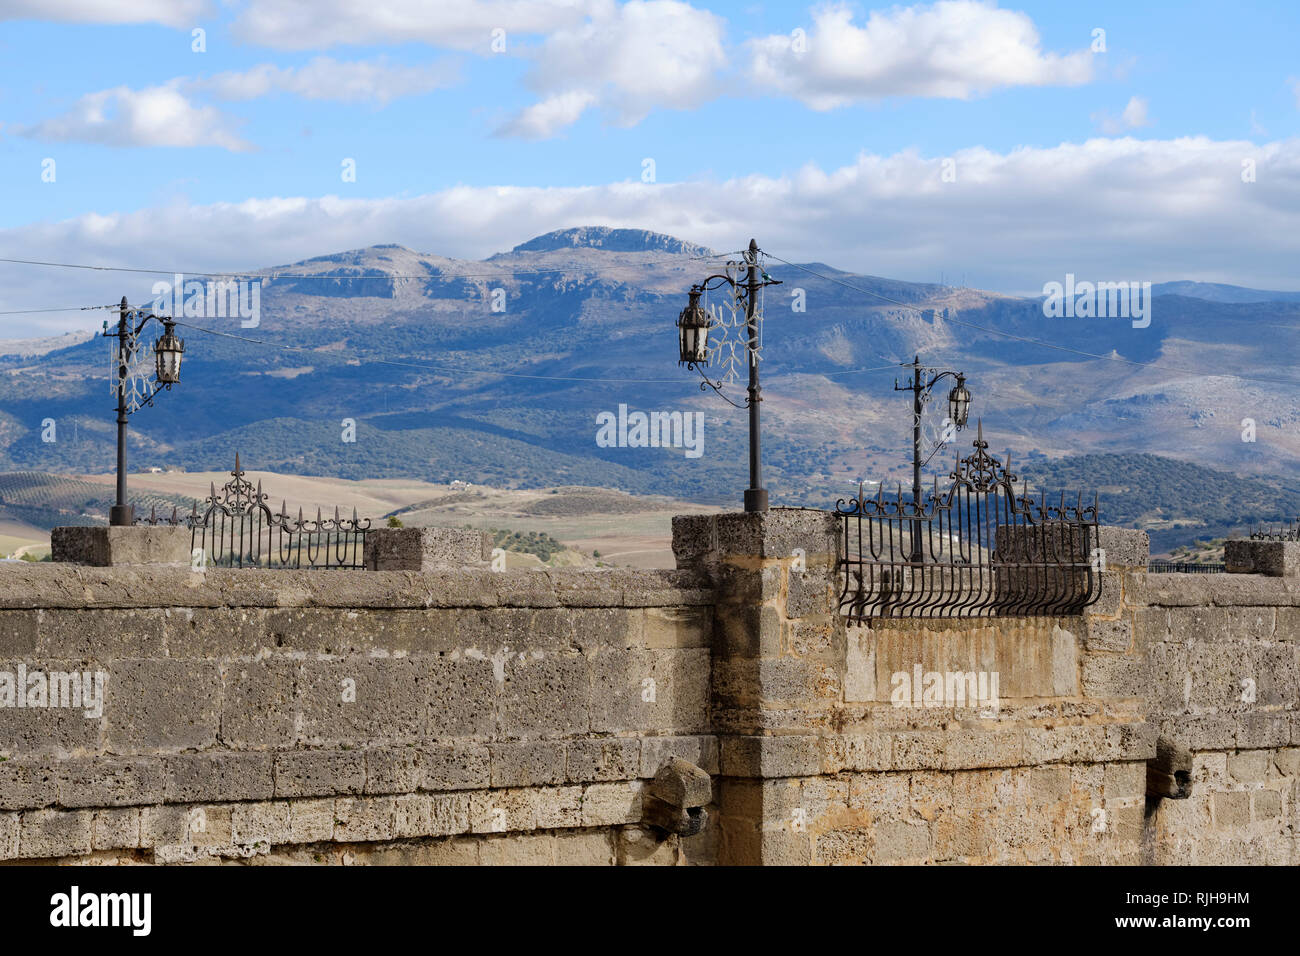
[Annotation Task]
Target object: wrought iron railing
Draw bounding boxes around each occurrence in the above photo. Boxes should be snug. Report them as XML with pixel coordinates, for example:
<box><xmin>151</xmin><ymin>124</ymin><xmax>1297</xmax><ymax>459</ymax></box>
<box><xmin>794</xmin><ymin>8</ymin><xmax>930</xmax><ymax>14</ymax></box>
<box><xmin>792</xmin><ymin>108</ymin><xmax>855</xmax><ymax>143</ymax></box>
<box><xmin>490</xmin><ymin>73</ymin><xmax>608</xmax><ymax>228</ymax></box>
<box><xmin>137</xmin><ymin>454</ymin><xmax>371</xmax><ymax>569</ymax></box>
<box><xmin>1147</xmin><ymin>561</ymin><xmax>1224</xmax><ymax>573</ymax></box>
<box><xmin>835</xmin><ymin>426</ymin><xmax>1101</xmax><ymax>620</ymax></box>
<box><xmin>1250</xmin><ymin>521</ymin><xmax>1300</xmax><ymax>541</ymax></box>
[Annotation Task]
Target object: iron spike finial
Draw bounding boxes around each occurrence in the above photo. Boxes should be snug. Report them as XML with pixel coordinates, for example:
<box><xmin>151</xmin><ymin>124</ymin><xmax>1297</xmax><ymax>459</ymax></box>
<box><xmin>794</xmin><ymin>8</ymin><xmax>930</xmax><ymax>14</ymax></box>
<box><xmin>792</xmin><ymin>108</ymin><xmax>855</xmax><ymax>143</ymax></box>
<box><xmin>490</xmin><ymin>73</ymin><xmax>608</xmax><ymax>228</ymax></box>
<box><xmin>234</xmin><ymin>451</ymin><xmax>240</xmax><ymax>475</ymax></box>
<box><xmin>976</xmin><ymin>419</ymin><xmax>983</xmax><ymax>442</ymax></box>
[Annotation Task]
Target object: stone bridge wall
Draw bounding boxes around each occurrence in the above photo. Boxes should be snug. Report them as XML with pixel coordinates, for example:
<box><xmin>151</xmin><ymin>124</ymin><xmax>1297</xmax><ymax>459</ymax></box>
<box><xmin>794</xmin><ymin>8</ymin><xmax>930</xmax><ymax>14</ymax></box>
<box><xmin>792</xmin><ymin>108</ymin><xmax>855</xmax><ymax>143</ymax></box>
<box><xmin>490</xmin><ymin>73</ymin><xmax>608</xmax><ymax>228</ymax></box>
<box><xmin>0</xmin><ymin>516</ymin><xmax>1296</xmax><ymax>865</ymax></box>
<box><xmin>0</xmin><ymin>563</ymin><xmax>715</xmax><ymax>864</ymax></box>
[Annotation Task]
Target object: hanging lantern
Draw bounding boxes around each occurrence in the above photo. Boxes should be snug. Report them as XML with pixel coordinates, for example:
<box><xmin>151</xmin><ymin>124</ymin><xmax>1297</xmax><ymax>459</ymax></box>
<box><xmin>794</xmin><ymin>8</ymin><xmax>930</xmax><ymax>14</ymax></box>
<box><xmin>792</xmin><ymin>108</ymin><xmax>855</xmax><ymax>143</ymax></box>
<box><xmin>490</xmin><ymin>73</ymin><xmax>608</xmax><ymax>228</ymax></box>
<box><xmin>947</xmin><ymin>374</ymin><xmax>971</xmax><ymax>428</ymax></box>
<box><xmin>155</xmin><ymin>318</ymin><xmax>185</xmax><ymax>385</ymax></box>
<box><xmin>677</xmin><ymin>288</ymin><xmax>711</xmax><ymax>365</ymax></box>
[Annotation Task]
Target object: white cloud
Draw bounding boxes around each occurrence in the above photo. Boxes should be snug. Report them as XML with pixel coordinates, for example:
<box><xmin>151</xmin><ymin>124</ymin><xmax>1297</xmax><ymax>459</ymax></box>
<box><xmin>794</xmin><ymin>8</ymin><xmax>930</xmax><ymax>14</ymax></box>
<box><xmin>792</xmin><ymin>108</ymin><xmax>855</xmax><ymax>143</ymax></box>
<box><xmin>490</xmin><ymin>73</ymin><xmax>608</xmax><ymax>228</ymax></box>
<box><xmin>1093</xmin><ymin>95</ymin><xmax>1151</xmax><ymax>134</ymax></box>
<box><xmin>498</xmin><ymin>90</ymin><xmax>598</xmax><ymax>139</ymax></box>
<box><xmin>0</xmin><ymin>0</ymin><xmax>206</xmax><ymax>26</ymax></box>
<box><xmin>748</xmin><ymin>0</ymin><xmax>1094</xmax><ymax>109</ymax></box>
<box><xmin>231</xmin><ymin>0</ymin><xmax>598</xmax><ymax>51</ymax></box>
<box><xmin>198</xmin><ymin>57</ymin><xmax>458</xmax><ymax>105</ymax></box>
<box><xmin>500</xmin><ymin>0</ymin><xmax>727</xmax><ymax>137</ymax></box>
<box><xmin>4</xmin><ymin>135</ymin><xmax>1300</xmax><ymax>335</ymax></box>
<box><xmin>1122</xmin><ymin>96</ymin><xmax>1150</xmax><ymax>128</ymax></box>
<box><xmin>15</xmin><ymin>83</ymin><xmax>251</xmax><ymax>150</ymax></box>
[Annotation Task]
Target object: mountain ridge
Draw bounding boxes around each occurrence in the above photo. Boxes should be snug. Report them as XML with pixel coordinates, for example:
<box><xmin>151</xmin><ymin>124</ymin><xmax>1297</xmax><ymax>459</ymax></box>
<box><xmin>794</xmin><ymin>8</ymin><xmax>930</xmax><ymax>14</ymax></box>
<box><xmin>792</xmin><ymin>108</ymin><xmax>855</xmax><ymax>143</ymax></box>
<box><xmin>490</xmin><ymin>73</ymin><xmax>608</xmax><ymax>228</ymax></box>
<box><xmin>2</xmin><ymin>227</ymin><xmax>1298</xmax><ymax>554</ymax></box>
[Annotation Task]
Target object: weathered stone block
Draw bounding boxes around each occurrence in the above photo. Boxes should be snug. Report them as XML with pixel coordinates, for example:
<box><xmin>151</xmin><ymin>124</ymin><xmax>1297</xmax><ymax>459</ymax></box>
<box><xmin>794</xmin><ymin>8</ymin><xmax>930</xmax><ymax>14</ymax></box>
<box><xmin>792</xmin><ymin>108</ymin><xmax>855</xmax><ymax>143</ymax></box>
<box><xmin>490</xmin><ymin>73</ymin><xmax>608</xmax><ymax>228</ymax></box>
<box><xmin>787</xmin><ymin>567</ymin><xmax>834</xmax><ymax>619</ymax></box>
<box><xmin>51</xmin><ymin>526</ymin><xmax>193</xmax><ymax>567</ymax></box>
<box><xmin>297</xmin><ymin>659</ymin><xmax>430</xmax><ymax>746</ymax></box>
<box><xmin>163</xmin><ymin>752</ymin><xmax>274</xmax><ymax>803</ymax></box>
<box><xmin>425</xmin><ymin>657</ymin><xmax>498</xmax><ymax>738</ymax></box>
<box><xmin>555</xmin><ymin>829</ymin><xmax>617</xmax><ymax>865</ymax></box>
<box><xmin>288</xmin><ymin>798</ymin><xmax>336</xmax><ymax>843</ymax></box>
<box><xmin>363</xmin><ymin>746</ymin><xmax>420</xmax><ymax>795</ymax></box>
<box><xmin>581</xmin><ymin>781</ymin><xmax>643</xmax><ymax>827</ymax></box>
<box><xmin>500</xmin><ymin>655</ymin><xmax>588</xmax><ymax>736</ymax></box>
<box><xmin>220</xmin><ymin>659</ymin><xmax>296</xmax><ymax>749</ymax></box>
<box><xmin>641</xmin><ymin>606</ymin><xmax>711</xmax><ymax>650</ymax></box>
<box><xmin>57</xmin><ymin>756</ymin><xmax>164</xmax><ymax>808</ymax></box>
<box><xmin>393</xmin><ymin>793</ymin><xmax>469</xmax><ymax>838</ymax></box>
<box><xmin>533</xmin><ymin>786</ymin><xmax>584</xmax><ymax>829</ymax></box>
<box><xmin>0</xmin><ymin>760</ymin><xmax>57</xmax><ymax>811</ymax></box>
<box><xmin>333</xmin><ymin>796</ymin><xmax>396</xmax><ymax>842</ymax></box>
<box><xmin>1096</xmin><ymin>526</ymin><xmax>1149</xmax><ymax>570</ymax></box>
<box><xmin>91</xmin><ymin>807</ymin><xmax>141</xmax><ymax>850</ymax></box>
<box><xmin>489</xmin><ymin>741</ymin><xmax>566</xmax><ymax>788</ymax></box>
<box><xmin>105</xmin><ymin>659</ymin><xmax>220</xmax><ymax>752</ymax></box>
<box><xmin>470</xmin><ymin>788</ymin><xmax>537</xmax><ymax>833</ymax></box>
<box><xmin>720</xmin><ymin>735</ymin><xmax>821</xmax><ymax>778</ymax></box>
<box><xmin>274</xmin><ymin>750</ymin><xmax>365</xmax><ymax>798</ymax></box>
<box><xmin>38</xmin><ymin>609</ymin><xmax>167</xmax><ymax>658</ymax></box>
<box><xmin>1214</xmin><ymin>790</ymin><xmax>1250</xmax><ymax>828</ymax></box>
<box><xmin>0</xmin><ymin>664</ymin><xmax>106</xmax><ymax>756</ymax></box>
<box><xmin>231</xmin><ymin>801</ymin><xmax>291</xmax><ymax>846</ymax></box>
<box><xmin>566</xmin><ymin>737</ymin><xmax>641</xmax><ymax>782</ymax></box>
<box><xmin>418</xmin><ymin>744</ymin><xmax>491</xmax><ymax>791</ymax></box>
<box><xmin>1084</xmin><ymin>617</ymin><xmax>1132</xmax><ymax>653</ymax></box>
<box><xmin>18</xmin><ymin>808</ymin><xmax>92</xmax><ymax>859</ymax></box>
<box><xmin>363</xmin><ymin>527</ymin><xmax>491</xmax><ymax>571</ymax></box>
<box><xmin>1225</xmin><ymin>539</ymin><xmax>1300</xmax><ymax>577</ymax></box>
<box><xmin>478</xmin><ymin>832</ymin><xmax>556</xmax><ymax>865</ymax></box>
<box><xmin>1081</xmin><ymin>653</ymin><xmax>1146</xmax><ymax>699</ymax></box>
<box><xmin>0</xmin><ymin>612</ymin><xmax>37</xmax><ymax>656</ymax></box>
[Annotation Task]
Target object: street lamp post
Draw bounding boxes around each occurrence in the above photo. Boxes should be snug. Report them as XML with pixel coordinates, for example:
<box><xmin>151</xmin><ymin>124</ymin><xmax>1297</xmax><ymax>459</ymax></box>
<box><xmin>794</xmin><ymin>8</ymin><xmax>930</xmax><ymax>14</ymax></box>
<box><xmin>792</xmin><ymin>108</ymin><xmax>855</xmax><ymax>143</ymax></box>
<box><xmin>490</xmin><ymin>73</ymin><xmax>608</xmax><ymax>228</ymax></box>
<box><xmin>895</xmin><ymin>356</ymin><xmax>971</xmax><ymax>561</ymax></box>
<box><xmin>104</xmin><ymin>295</ymin><xmax>186</xmax><ymax>526</ymax></box>
<box><xmin>677</xmin><ymin>239</ymin><xmax>781</xmax><ymax>513</ymax></box>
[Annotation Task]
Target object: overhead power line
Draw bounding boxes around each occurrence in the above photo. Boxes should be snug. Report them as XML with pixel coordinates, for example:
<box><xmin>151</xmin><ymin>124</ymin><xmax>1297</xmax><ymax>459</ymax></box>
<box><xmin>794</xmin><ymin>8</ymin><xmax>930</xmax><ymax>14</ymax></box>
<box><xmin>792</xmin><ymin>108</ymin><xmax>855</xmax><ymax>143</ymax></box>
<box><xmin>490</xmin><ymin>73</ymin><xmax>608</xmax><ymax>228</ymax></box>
<box><xmin>0</xmin><ymin>248</ymin><xmax>738</xmax><ymax>283</ymax></box>
<box><xmin>170</xmin><ymin>319</ymin><xmax>692</xmax><ymax>384</ymax></box>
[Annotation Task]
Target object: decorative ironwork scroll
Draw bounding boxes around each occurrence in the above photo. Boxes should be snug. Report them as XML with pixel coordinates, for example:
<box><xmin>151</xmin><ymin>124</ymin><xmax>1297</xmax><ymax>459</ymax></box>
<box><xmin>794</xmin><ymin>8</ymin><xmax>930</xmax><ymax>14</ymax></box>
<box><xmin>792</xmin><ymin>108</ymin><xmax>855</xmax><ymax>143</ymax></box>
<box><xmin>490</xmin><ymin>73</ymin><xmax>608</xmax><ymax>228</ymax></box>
<box><xmin>110</xmin><ymin>321</ymin><xmax>158</xmax><ymax>415</ymax></box>
<box><xmin>698</xmin><ymin>259</ymin><xmax>761</xmax><ymax>389</ymax></box>
<box><xmin>835</xmin><ymin>424</ymin><xmax>1102</xmax><ymax>620</ymax></box>
<box><xmin>138</xmin><ymin>455</ymin><xmax>372</xmax><ymax>569</ymax></box>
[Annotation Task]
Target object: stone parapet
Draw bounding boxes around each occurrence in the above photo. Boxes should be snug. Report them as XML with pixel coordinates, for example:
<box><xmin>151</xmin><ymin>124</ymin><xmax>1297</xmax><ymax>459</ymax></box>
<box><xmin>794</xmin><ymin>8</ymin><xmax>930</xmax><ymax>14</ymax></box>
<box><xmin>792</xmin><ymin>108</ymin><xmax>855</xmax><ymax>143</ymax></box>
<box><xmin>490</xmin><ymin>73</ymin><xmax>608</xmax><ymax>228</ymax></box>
<box><xmin>51</xmin><ymin>526</ymin><xmax>193</xmax><ymax>567</ymax></box>
<box><xmin>1224</xmin><ymin>539</ymin><xmax>1300</xmax><ymax>577</ymax></box>
<box><xmin>364</xmin><ymin>527</ymin><xmax>493</xmax><ymax>571</ymax></box>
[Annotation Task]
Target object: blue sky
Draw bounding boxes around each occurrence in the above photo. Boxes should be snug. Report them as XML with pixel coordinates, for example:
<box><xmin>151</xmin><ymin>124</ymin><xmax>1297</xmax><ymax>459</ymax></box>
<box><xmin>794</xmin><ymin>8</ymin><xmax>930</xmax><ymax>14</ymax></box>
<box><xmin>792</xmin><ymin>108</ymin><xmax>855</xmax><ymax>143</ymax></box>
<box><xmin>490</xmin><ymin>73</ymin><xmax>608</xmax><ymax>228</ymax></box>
<box><xmin>1</xmin><ymin>0</ymin><xmax>1299</xmax><ymax>334</ymax></box>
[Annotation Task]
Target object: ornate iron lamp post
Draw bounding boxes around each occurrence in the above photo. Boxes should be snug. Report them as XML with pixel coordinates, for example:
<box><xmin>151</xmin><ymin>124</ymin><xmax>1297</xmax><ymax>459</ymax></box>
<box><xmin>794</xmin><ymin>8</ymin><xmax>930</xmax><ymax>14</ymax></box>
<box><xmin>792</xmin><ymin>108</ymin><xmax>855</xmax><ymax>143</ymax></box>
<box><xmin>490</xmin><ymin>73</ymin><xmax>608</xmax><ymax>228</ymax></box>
<box><xmin>677</xmin><ymin>239</ymin><xmax>781</xmax><ymax>513</ymax></box>
<box><xmin>895</xmin><ymin>356</ymin><xmax>972</xmax><ymax>561</ymax></box>
<box><xmin>103</xmin><ymin>296</ymin><xmax>185</xmax><ymax>526</ymax></box>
